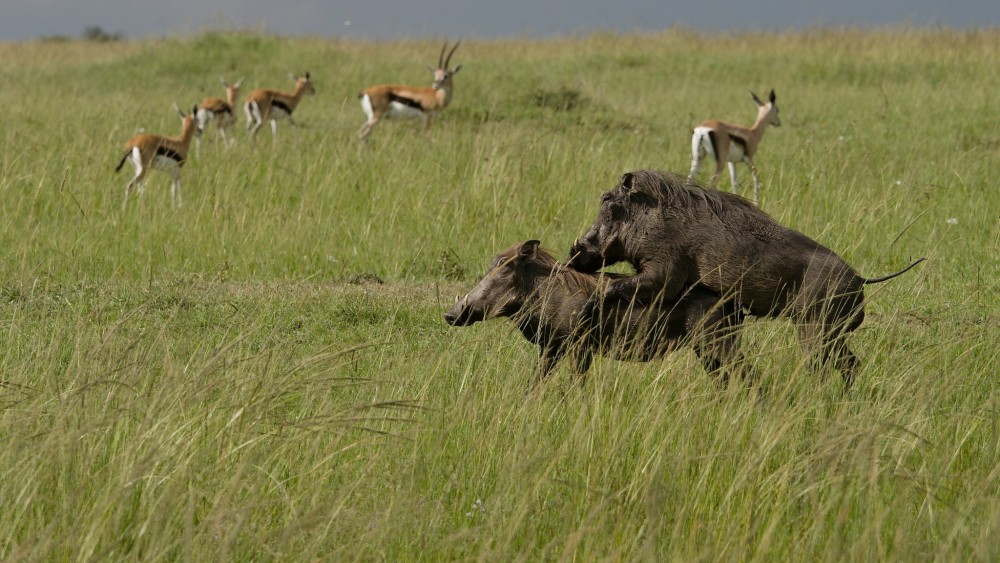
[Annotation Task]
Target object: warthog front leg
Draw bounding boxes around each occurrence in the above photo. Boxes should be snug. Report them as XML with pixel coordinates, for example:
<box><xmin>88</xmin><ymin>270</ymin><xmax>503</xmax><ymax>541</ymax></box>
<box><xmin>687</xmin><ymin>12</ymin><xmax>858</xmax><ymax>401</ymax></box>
<box><xmin>579</xmin><ymin>264</ymin><xmax>688</xmax><ymax>326</ymax></box>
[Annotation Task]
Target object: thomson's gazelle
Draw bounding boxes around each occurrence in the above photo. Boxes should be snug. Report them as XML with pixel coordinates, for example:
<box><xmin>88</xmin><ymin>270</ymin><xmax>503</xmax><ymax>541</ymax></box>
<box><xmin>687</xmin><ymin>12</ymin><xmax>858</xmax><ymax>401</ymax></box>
<box><xmin>357</xmin><ymin>40</ymin><xmax>462</xmax><ymax>140</ymax></box>
<box><xmin>688</xmin><ymin>90</ymin><xmax>780</xmax><ymax>205</ymax></box>
<box><xmin>115</xmin><ymin>104</ymin><xmax>198</xmax><ymax>210</ymax></box>
<box><xmin>244</xmin><ymin>72</ymin><xmax>315</xmax><ymax>143</ymax></box>
<box><xmin>196</xmin><ymin>77</ymin><xmax>243</xmax><ymax>150</ymax></box>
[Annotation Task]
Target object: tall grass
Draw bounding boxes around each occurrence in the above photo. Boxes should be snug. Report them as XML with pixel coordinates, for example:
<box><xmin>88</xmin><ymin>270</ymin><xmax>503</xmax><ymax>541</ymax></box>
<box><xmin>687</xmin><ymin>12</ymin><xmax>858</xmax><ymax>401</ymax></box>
<box><xmin>0</xmin><ymin>28</ymin><xmax>998</xmax><ymax>560</ymax></box>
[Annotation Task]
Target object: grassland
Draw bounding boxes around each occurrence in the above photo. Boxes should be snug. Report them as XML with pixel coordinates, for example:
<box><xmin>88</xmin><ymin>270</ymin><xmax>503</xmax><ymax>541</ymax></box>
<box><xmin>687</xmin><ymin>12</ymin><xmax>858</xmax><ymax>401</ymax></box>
<box><xmin>0</xmin><ymin>28</ymin><xmax>998</xmax><ymax>561</ymax></box>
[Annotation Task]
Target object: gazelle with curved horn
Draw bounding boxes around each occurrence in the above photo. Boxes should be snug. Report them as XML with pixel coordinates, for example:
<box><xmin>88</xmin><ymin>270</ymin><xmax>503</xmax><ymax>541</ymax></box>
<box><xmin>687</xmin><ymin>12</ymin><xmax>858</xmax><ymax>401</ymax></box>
<box><xmin>195</xmin><ymin>77</ymin><xmax>244</xmax><ymax>150</ymax></box>
<box><xmin>244</xmin><ymin>72</ymin><xmax>316</xmax><ymax>143</ymax></box>
<box><xmin>357</xmin><ymin>40</ymin><xmax>462</xmax><ymax>140</ymax></box>
<box><xmin>114</xmin><ymin>104</ymin><xmax>198</xmax><ymax>210</ymax></box>
<box><xmin>687</xmin><ymin>90</ymin><xmax>780</xmax><ymax>205</ymax></box>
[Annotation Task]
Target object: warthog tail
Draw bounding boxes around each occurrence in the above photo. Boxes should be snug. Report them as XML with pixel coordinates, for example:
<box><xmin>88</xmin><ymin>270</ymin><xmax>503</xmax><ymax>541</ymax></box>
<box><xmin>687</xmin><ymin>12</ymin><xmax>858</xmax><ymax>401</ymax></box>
<box><xmin>862</xmin><ymin>257</ymin><xmax>926</xmax><ymax>284</ymax></box>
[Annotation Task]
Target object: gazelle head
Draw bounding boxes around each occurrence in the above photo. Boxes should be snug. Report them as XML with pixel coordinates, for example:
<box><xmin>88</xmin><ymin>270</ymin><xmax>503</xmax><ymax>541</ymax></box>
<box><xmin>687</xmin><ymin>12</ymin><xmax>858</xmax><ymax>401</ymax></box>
<box><xmin>429</xmin><ymin>40</ymin><xmax>462</xmax><ymax>91</ymax></box>
<box><xmin>221</xmin><ymin>76</ymin><xmax>244</xmax><ymax>102</ymax></box>
<box><xmin>751</xmin><ymin>89</ymin><xmax>780</xmax><ymax>127</ymax></box>
<box><xmin>173</xmin><ymin>103</ymin><xmax>198</xmax><ymax>137</ymax></box>
<box><xmin>291</xmin><ymin>72</ymin><xmax>316</xmax><ymax>97</ymax></box>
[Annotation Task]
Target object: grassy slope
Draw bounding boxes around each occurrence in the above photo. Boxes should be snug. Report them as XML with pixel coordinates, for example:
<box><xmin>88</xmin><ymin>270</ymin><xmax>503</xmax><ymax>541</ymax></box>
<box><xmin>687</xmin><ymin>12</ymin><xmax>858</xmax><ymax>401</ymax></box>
<box><xmin>0</xmin><ymin>29</ymin><xmax>997</xmax><ymax>560</ymax></box>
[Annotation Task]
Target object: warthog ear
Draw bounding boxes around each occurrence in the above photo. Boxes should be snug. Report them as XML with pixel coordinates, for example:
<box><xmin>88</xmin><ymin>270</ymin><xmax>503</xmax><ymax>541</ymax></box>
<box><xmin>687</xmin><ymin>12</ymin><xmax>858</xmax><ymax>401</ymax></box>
<box><xmin>769</xmin><ymin>89</ymin><xmax>776</xmax><ymax>103</ymax></box>
<box><xmin>620</xmin><ymin>172</ymin><xmax>635</xmax><ymax>193</ymax></box>
<box><xmin>518</xmin><ymin>240</ymin><xmax>540</xmax><ymax>259</ymax></box>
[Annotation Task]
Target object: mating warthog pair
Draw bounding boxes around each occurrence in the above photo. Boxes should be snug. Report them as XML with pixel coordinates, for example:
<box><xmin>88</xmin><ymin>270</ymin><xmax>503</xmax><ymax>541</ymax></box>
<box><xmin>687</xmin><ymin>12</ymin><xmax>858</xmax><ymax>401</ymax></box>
<box><xmin>444</xmin><ymin>240</ymin><xmax>748</xmax><ymax>388</ymax></box>
<box><xmin>568</xmin><ymin>169</ymin><xmax>925</xmax><ymax>388</ymax></box>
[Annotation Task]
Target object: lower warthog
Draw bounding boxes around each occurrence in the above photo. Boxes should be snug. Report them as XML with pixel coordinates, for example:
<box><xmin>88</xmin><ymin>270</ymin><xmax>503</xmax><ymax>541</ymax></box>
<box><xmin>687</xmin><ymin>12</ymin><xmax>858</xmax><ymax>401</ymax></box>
<box><xmin>567</xmin><ymin>169</ymin><xmax>926</xmax><ymax>388</ymax></box>
<box><xmin>443</xmin><ymin>240</ymin><xmax>748</xmax><ymax>388</ymax></box>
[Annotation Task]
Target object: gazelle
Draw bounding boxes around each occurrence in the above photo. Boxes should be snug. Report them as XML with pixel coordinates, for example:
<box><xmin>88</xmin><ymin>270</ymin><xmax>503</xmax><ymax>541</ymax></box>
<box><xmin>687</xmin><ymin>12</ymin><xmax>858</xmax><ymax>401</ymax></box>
<box><xmin>196</xmin><ymin>77</ymin><xmax>243</xmax><ymax>150</ymax></box>
<box><xmin>114</xmin><ymin>104</ymin><xmax>198</xmax><ymax>210</ymax></box>
<box><xmin>688</xmin><ymin>90</ymin><xmax>780</xmax><ymax>205</ymax></box>
<box><xmin>244</xmin><ymin>72</ymin><xmax>315</xmax><ymax>143</ymax></box>
<box><xmin>357</xmin><ymin>40</ymin><xmax>462</xmax><ymax>140</ymax></box>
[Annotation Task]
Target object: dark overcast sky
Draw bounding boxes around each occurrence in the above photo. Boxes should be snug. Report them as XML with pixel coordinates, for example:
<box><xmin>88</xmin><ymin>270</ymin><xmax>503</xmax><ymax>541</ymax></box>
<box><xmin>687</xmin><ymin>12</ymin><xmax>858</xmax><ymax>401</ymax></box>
<box><xmin>1</xmin><ymin>0</ymin><xmax>998</xmax><ymax>41</ymax></box>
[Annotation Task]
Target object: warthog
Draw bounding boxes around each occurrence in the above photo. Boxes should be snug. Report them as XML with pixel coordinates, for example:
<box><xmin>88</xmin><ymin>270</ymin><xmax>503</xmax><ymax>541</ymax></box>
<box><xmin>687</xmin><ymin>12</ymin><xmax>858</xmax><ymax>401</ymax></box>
<box><xmin>443</xmin><ymin>240</ymin><xmax>748</xmax><ymax>388</ymax></box>
<box><xmin>567</xmin><ymin>170</ymin><xmax>925</xmax><ymax>388</ymax></box>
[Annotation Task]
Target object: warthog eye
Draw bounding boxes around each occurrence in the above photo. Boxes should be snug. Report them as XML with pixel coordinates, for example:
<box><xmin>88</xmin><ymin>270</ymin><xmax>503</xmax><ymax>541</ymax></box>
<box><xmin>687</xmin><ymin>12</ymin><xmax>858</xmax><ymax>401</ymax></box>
<box><xmin>601</xmin><ymin>192</ymin><xmax>613</xmax><ymax>203</ymax></box>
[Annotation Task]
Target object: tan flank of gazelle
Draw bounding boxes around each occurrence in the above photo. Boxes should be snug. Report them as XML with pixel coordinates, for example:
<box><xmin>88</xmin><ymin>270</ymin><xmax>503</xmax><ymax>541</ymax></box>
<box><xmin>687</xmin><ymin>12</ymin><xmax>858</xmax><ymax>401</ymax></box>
<box><xmin>114</xmin><ymin>104</ymin><xmax>198</xmax><ymax>210</ymax></box>
<box><xmin>196</xmin><ymin>77</ymin><xmax>243</xmax><ymax>151</ymax></box>
<box><xmin>357</xmin><ymin>40</ymin><xmax>462</xmax><ymax>140</ymax></box>
<box><xmin>688</xmin><ymin>90</ymin><xmax>781</xmax><ymax>205</ymax></box>
<box><xmin>244</xmin><ymin>72</ymin><xmax>316</xmax><ymax>143</ymax></box>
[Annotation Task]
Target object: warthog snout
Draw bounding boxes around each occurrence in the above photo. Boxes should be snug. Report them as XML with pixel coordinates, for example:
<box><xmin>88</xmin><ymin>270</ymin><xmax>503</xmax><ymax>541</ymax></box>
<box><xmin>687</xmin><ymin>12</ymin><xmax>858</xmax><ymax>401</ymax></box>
<box><xmin>567</xmin><ymin>236</ymin><xmax>603</xmax><ymax>272</ymax></box>
<box><xmin>443</xmin><ymin>296</ymin><xmax>484</xmax><ymax>327</ymax></box>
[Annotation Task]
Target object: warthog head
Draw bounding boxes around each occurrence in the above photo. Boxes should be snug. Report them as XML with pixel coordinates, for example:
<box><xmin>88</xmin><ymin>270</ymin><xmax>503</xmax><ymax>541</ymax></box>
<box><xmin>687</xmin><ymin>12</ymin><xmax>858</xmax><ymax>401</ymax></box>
<box><xmin>444</xmin><ymin>240</ymin><xmax>547</xmax><ymax>327</ymax></box>
<box><xmin>567</xmin><ymin>172</ymin><xmax>653</xmax><ymax>272</ymax></box>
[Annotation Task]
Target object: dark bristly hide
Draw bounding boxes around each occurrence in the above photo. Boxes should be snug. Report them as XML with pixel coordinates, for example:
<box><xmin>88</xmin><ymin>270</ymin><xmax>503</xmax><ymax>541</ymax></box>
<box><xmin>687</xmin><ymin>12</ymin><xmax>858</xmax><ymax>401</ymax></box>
<box><xmin>445</xmin><ymin>240</ymin><xmax>750</xmax><ymax>390</ymax></box>
<box><xmin>568</xmin><ymin>169</ymin><xmax>925</xmax><ymax>389</ymax></box>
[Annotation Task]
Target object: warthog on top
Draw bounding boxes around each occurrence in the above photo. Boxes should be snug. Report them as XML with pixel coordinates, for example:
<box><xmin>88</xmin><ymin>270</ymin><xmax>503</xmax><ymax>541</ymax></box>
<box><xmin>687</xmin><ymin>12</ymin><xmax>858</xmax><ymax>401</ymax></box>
<box><xmin>444</xmin><ymin>240</ymin><xmax>749</xmax><ymax>389</ymax></box>
<box><xmin>567</xmin><ymin>170</ymin><xmax>925</xmax><ymax>388</ymax></box>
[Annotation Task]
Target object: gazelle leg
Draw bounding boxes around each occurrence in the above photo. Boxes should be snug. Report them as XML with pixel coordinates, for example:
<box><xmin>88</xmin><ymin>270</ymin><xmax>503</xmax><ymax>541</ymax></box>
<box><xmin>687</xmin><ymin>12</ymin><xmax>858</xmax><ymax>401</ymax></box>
<box><xmin>123</xmin><ymin>178</ymin><xmax>137</xmax><ymax>210</ymax></box>
<box><xmin>747</xmin><ymin>159</ymin><xmax>760</xmax><ymax>205</ymax></box>
<box><xmin>728</xmin><ymin>161</ymin><xmax>740</xmax><ymax>194</ymax></box>
<box><xmin>688</xmin><ymin>134</ymin><xmax>704</xmax><ymax>183</ymax></box>
<box><xmin>270</xmin><ymin>119</ymin><xmax>278</xmax><ymax>141</ymax></box>
<box><xmin>122</xmin><ymin>151</ymin><xmax>144</xmax><ymax>210</ymax></box>
<box><xmin>170</xmin><ymin>169</ymin><xmax>182</xmax><ymax>208</ymax></box>
<box><xmin>244</xmin><ymin>103</ymin><xmax>255</xmax><ymax>131</ymax></box>
<box><xmin>688</xmin><ymin>157</ymin><xmax>701</xmax><ymax>184</ymax></box>
<box><xmin>709</xmin><ymin>158</ymin><xmax>725</xmax><ymax>188</ymax></box>
<box><xmin>358</xmin><ymin>118</ymin><xmax>378</xmax><ymax>140</ymax></box>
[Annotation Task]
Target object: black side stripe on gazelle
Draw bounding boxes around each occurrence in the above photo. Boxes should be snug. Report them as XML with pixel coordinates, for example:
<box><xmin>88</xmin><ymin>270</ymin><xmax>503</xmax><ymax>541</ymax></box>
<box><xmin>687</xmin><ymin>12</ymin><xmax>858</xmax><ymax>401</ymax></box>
<box><xmin>272</xmin><ymin>99</ymin><xmax>292</xmax><ymax>114</ymax></box>
<box><xmin>156</xmin><ymin>146</ymin><xmax>185</xmax><ymax>165</ymax></box>
<box><xmin>728</xmin><ymin>134</ymin><xmax>748</xmax><ymax>151</ymax></box>
<box><xmin>388</xmin><ymin>92</ymin><xmax>424</xmax><ymax>110</ymax></box>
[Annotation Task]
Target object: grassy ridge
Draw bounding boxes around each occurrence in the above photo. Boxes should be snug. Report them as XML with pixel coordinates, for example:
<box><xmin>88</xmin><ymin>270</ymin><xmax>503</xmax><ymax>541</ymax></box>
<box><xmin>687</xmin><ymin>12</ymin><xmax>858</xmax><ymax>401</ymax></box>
<box><xmin>0</xmin><ymin>28</ymin><xmax>998</xmax><ymax>560</ymax></box>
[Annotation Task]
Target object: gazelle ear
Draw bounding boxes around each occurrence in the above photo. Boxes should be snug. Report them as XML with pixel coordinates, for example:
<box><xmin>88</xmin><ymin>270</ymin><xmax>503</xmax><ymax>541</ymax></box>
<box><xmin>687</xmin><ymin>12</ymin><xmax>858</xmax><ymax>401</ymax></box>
<box><xmin>769</xmin><ymin>89</ymin><xmax>776</xmax><ymax>103</ymax></box>
<box><xmin>234</xmin><ymin>77</ymin><xmax>244</xmax><ymax>88</ymax></box>
<box><xmin>518</xmin><ymin>240</ymin><xmax>541</xmax><ymax>259</ymax></box>
<box><xmin>750</xmin><ymin>91</ymin><xmax>764</xmax><ymax>106</ymax></box>
<box><xmin>452</xmin><ymin>64</ymin><xmax>462</xmax><ymax>74</ymax></box>
<box><xmin>174</xmin><ymin>103</ymin><xmax>184</xmax><ymax>117</ymax></box>
<box><xmin>219</xmin><ymin>76</ymin><xmax>228</xmax><ymax>86</ymax></box>
<box><xmin>304</xmin><ymin>71</ymin><xmax>310</xmax><ymax>80</ymax></box>
<box><xmin>191</xmin><ymin>104</ymin><xmax>198</xmax><ymax>116</ymax></box>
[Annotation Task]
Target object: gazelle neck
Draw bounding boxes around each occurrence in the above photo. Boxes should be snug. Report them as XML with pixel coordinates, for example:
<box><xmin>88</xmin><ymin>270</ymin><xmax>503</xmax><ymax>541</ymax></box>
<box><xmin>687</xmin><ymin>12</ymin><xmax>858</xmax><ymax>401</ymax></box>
<box><xmin>180</xmin><ymin>119</ymin><xmax>197</xmax><ymax>146</ymax></box>
<box><xmin>287</xmin><ymin>81</ymin><xmax>310</xmax><ymax>109</ymax></box>
<box><xmin>435</xmin><ymin>84</ymin><xmax>453</xmax><ymax>109</ymax></box>
<box><xmin>749</xmin><ymin>108</ymin><xmax>772</xmax><ymax>142</ymax></box>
